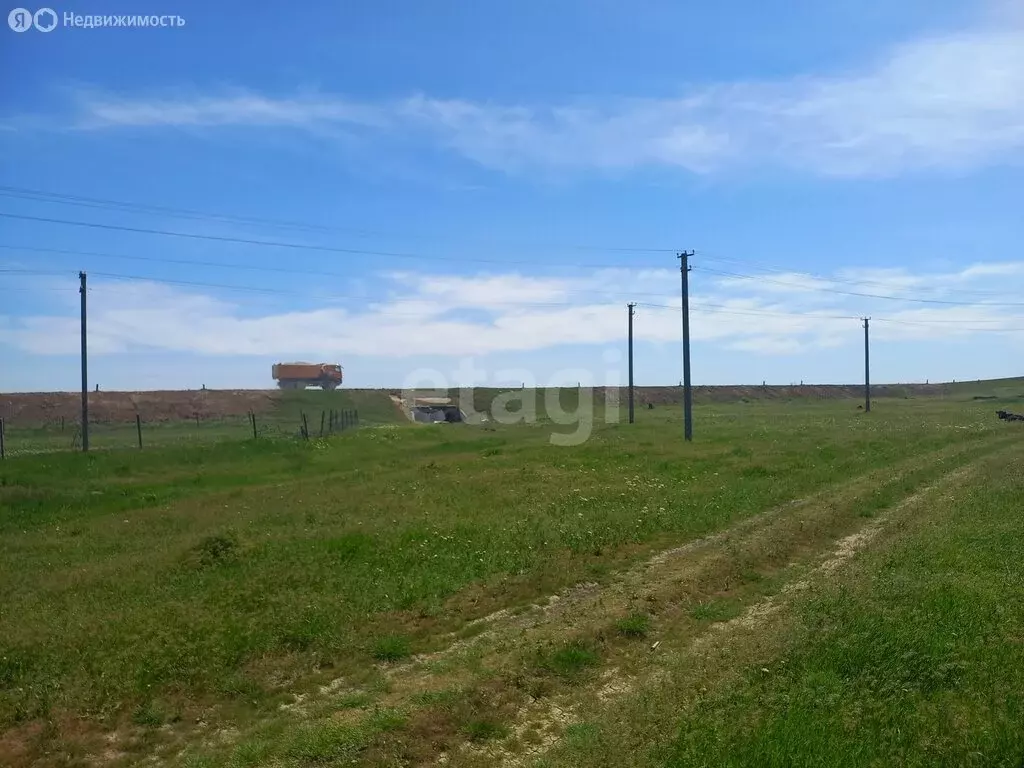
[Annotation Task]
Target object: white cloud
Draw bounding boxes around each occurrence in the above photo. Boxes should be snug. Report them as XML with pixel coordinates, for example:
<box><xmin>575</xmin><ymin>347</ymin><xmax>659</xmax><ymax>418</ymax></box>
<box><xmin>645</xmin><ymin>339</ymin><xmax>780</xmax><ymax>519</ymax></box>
<box><xmin>389</xmin><ymin>271</ymin><xmax>574</xmax><ymax>307</ymax></box>
<box><xmin>47</xmin><ymin>15</ymin><xmax>1024</xmax><ymax>176</ymax></box>
<box><xmin>74</xmin><ymin>90</ymin><xmax>386</xmax><ymax>129</ymax></box>
<box><xmin>706</xmin><ymin>261</ymin><xmax>1024</xmax><ymax>302</ymax></box>
<box><xmin>3</xmin><ymin>263</ymin><xmax>1023</xmax><ymax>364</ymax></box>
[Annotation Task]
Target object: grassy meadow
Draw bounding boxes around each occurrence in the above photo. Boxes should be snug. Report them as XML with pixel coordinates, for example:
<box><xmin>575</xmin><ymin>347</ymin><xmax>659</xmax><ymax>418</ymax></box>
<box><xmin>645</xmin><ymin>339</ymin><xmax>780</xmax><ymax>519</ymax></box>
<box><xmin>0</xmin><ymin>390</ymin><xmax>1022</xmax><ymax>766</ymax></box>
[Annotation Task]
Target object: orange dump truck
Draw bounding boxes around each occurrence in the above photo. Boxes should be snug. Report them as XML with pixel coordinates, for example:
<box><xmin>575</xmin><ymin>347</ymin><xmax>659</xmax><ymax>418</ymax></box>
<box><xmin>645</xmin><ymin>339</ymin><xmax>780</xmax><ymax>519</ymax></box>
<box><xmin>272</xmin><ymin>362</ymin><xmax>343</xmax><ymax>391</ymax></box>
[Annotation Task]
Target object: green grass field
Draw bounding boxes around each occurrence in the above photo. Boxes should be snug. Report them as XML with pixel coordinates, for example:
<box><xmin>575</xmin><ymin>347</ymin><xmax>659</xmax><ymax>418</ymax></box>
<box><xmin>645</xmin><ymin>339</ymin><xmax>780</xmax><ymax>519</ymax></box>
<box><xmin>1</xmin><ymin>391</ymin><xmax>1022</xmax><ymax>766</ymax></box>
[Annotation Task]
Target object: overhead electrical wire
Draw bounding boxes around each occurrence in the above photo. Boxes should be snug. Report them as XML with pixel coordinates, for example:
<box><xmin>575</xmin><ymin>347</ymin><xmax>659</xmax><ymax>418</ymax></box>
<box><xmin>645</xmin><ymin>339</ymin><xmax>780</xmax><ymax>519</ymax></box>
<box><xmin>5</xmin><ymin>185</ymin><xmax>1024</xmax><ymax>299</ymax></box>
<box><xmin>8</xmin><ymin>210</ymin><xmax>1023</xmax><ymax>309</ymax></box>
<box><xmin>636</xmin><ymin>301</ymin><xmax>860</xmax><ymax>321</ymax></box>
<box><xmin>5</xmin><ymin>186</ymin><xmax>1024</xmax><ymax>299</ymax></box>
<box><xmin>693</xmin><ymin>252</ymin><xmax>1021</xmax><ymax>298</ymax></box>
<box><xmin>0</xmin><ymin>243</ymin><xmax>685</xmax><ymax>302</ymax></box>
<box><xmin>6</xmin><ymin>235</ymin><xmax>1023</xmax><ymax>314</ymax></box>
<box><xmin>0</xmin><ymin>212</ymin><xmax>596</xmax><ymax>267</ymax></box>
<box><xmin>13</xmin><ymin>183</ymin><xmax>1020</xmax><ymax>294</ymax></box>
<box><xmin>0</xmin><ymin>186</ymin><xmax>392</xmax><ymax>240</ymax></box>
<box><xmin>0</xmin><ymin>211</ymin><xmax>678</xmax><ymax>269</ymax></box>
<box><xmin>636</xmin><ymin>300</ymin><xmax>1024</xmax><ymax>331</ymax></box>
<box><xmin>84</xmin><ymin>269</ymin><xmax>638</xmax><ymax>310</ymax></box>
<box><xmin>5</xmin><ymin>186</ymin><xmax>1024</xmax><ymax>330</ymax></box>
<box><xmin>0</xmin><ymin>267</ymin><xmax>70</xmax><ymax>277</ymax></box>
<box><xmin>692</xmin><ymin>265</ymin><xmax>1024</xmax><ymax>308</ymax></box>
<box><xmin>0</xmin><ymin>185</ymin><xmax>679</xmax><ymax>255</ymax></box>
<box><xmin>4</xmin><ymin>265</ymin><xmax>1024</xmax><ymax>331</ymax></box>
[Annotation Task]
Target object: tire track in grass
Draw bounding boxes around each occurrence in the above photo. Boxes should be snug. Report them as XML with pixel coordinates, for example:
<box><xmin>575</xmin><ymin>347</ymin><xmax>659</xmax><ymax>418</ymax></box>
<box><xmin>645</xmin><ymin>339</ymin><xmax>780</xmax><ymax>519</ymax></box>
<box><xmin>432</xmin><ymin>439</ymin><xmax>1014</xmax><ymax>767</ymax></box>
<box><xmin>171</xmin><ymin>435</ymin><xmax>1013</xmax><ymax>767</ymax></box>
<box><xmin>534</xmin><ymin>439</ymin><xmax>1024</xmax><ymax>768</ymax></box>
<box><xmin>391</xmin><ymin>436</ymin><xmax>1007</xmax><ymax>681</ymax></box>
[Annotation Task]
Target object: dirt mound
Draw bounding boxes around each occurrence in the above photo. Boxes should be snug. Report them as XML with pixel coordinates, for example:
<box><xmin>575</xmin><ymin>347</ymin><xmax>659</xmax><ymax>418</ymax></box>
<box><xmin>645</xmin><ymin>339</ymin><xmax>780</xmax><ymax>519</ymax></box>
<box><xmin>0</xmin><ymin>390</ymin><xmax>280</xmax><ymax>428</ymax></box>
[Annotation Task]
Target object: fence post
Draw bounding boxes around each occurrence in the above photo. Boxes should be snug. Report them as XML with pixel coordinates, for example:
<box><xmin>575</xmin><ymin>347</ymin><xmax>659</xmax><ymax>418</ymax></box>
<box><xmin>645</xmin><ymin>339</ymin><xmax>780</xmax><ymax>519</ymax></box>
<box><xmin>0</xmin><ymin>417</ymin><xmax>5</xmax><ymax>459</ymax></box>
<box><xmin>136</xmin><ymin>414</ymin><xmax>143</xmax><ymax>449</ymax></box>
<box><xmin>250</xmin><ymin>411</ymin><xmax>258</xmax><ymax>439</ymax></box>
<box><xmin>195</xmin><ymin>413</ymin><xmax>200</xmax><ymax>427</ymax></box>
<box><xmin>354</xmin><ymin>409</ymin><xmax>359</xmax><ymax>428</ymax></box>
<box><xmin>319</xmin><ymin>410</ymin><xmax>326</xmax><ymax>438</ymax></box>
<box><xmin>301</xmin><ymin>411</ymin><xmax>309</xmax><ymax>440</ymax></box>
<box><xmin>61</xmin><ymin>415</ymin><xmax>65</xmax><ymax>432</ymax></box>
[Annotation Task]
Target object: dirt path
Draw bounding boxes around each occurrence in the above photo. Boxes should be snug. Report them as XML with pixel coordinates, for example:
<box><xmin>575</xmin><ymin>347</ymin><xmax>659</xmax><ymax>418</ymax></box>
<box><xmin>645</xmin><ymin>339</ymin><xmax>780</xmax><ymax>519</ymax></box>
<box><xmin>235</xmin><ymin>435</ymin><xmax>1014</xmax><ymax>768</ymax></box>
<box><xmin>436</xmin><ymin>445</ymin><xmax>1008</xmax><ymax>767</ymax></box>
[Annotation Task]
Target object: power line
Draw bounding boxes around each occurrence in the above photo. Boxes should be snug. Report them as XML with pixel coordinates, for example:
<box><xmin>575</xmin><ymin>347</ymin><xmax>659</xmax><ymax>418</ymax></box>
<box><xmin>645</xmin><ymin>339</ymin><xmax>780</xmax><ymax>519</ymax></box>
<box><xmin>7</xmin><ymin>259</ymin><xmax>1024</xmax><ymax>332</ymax></box>
<box><xmin>0</xmin><ymin>186</ymin><xmax>391</xmax><ymax>239</ymax></box>
<box><xmin>695</xmin><ymin>251</ymin><xmax>1022</xmax><ymax>299</ymax></box>
<box><xmin>872</xmin><ymin>317</ymin><xmax>1024</xmax><ymax>333</ymax></box>
<box><xmin>692</xmin><ymin>265</ymin><xmax>1024</xmax><ymax>308</ymax></box>
<box><xmin>0</xmin><ymin>243</ymin><xmax>687</xmax><ymax>302</ymax></box>
<box><xmin>84</xmin><ymin>270</ymin><xmax>615</xmax><ymax>311</ymax></box>
<box><xmin>637</xmin><ymin>301</ymin><xmax>860</xmax><ymax>320</ymax></box>
<box><xmin>0</xmin><ymin>212</ymin><xmax>669</xmax><ymax>269</ymax></box>
<box><xmin>0</xmin><ymin>243</ymin><xmax>345</xmax><ymax>277</ymax></box>
<box><xmin>0</xmin><ymin>185</ymin><xmax>679</xmax><ymax>255</ymax></box>
<box><xmin>640</xmin><ymin>301</ymin><xmax>1024</xmax><ymax>332</ymax></box>
<box><xmin>0</xmin><ymin>285</ymin><xmax>76</xmax><ymax>293</ymax></box>
<box><xmin>9</xmin><ymin>241</ymin><xmax>1022</xmax><ymax>312</ymax></box>
<box><xmin>6</xmin><ymin>266</ymin><xmax>1024</xmax><ymax>332</ymax></box>
<box><xmin>82</xmin><ymin>270</ymin><xmax>708</xmax><ymax>317</ymax></box>
<box><xmin>0</xmin><ymin>267</ymin><xmax>70</xmax><ymax>276</ymax></box>
<box><xmin>7</xmin><ymin>185</ymin><xmax>1022</xmax><ymax>300</ymax></box>
<box><xmin>8</xmin><ymin>265</ymin><xmax>1024</xmax><ymax>330</ymax></box>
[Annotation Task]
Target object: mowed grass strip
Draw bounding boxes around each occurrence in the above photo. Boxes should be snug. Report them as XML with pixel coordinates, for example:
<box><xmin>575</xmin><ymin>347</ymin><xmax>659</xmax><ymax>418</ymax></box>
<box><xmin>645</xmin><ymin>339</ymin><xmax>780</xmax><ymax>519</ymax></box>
<box><xmin>540</xmin><ymin>441</ymin><xmax>1024</xmax><ymax>768</ymax></box>
<box><xmin>0</xmin><ymin>399</ymin><xmax>1010</xmax><ymax>763</ymax></box>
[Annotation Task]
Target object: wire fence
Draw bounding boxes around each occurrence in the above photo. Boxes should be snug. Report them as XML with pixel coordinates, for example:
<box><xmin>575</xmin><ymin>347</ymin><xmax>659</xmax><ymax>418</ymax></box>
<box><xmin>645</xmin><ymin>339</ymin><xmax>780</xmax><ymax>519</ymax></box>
<box><xmin>0</xmin><ymin>408</ymin><xmax>360</xmax><ymax>458</ymax></box>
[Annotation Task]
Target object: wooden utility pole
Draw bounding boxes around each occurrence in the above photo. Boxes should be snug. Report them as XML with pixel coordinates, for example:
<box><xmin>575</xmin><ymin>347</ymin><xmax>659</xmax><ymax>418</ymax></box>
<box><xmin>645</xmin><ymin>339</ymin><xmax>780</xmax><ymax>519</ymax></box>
<box><xmin>678</xmin><ymin>252</ymin><xmax>694</xmax><ymax>441</ymax></box>
<box><xmin>627</xmin><ymin>303</ymin><xmax>636</xmax><ymax>424</ymax></box>
<box><xmin>863</xmin><ymin>317</ymin><xmax>871</xmax><ymax>413</ymax></box>
<box><xmin>79</xmin><ymin>271</ymin><xmax>89</xmax><ymax>451</ymax></box>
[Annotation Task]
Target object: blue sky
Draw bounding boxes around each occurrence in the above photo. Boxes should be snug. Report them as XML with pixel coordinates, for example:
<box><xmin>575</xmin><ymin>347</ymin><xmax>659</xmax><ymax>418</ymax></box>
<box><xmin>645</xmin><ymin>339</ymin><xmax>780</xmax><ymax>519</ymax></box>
<box><xmin>1</xmin><ymin>0</ymin><xmax>1023</xmax><ymax>391</ymax></box>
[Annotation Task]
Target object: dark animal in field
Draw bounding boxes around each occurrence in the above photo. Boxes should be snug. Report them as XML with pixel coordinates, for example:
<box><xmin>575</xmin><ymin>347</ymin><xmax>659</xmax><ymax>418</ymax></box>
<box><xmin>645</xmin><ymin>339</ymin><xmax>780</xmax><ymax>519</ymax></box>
<box><xmin>997</xmin><ymin>410</ymin><xmax>1024</xmax><ymax>421</ymax></box>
